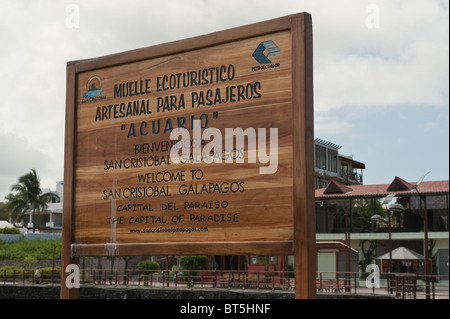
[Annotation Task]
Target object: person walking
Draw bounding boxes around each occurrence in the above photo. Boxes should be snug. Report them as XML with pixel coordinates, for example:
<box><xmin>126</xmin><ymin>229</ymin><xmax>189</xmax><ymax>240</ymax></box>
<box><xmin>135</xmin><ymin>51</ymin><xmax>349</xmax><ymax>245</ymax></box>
<box><xmin>35</xmin><ymin>266</ymin><xmax>41</xmax><ymax>284</ymax></box>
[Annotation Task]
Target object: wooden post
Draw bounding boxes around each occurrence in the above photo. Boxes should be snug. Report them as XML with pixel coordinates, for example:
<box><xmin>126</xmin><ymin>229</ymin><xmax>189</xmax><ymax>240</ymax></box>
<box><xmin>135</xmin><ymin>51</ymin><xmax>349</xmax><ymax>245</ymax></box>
<box><xmin>292</xmin><ymin>13</ymin><xmax>316</xmax><ymax>299</ymax></box>
<box><xmin>61</xmin><ymin>62</ymin><xmax>79</xmax><ymax>299</ymax></box>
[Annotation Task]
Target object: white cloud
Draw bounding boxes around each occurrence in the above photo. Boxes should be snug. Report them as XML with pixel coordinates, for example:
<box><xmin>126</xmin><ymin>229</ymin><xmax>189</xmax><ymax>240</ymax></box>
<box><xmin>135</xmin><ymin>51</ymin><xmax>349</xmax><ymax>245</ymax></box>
<box><xmin>0</xmin><ymin>0</ymin><xmax>448</xmax><ymax>200</ymax></box>
<box><xmin>312</xmin><ymin>0</ymin><xmax>449</xmax><ymax>113</ymax></box>
<box><xmin>0</xmin><ymin>129</ymin><xmax>59</xmax><ymax>200</ymax></box>
<box><xmin>314</xmin><ymin>114</ymin><xmax>351</xmax><ymax>136</ymax></box>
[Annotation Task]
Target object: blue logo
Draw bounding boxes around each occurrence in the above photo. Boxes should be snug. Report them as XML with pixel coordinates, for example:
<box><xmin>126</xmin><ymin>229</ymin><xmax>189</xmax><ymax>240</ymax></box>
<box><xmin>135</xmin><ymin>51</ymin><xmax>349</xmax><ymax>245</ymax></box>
<box><xmin>252</xmin><ymin>41</ymin><xmax>280</xmax><ymax>64</ymax></box>
<box><xmin>83</xmin><ymin>75</ymin><xmax>103</xmax><ymax>98</ymax></box>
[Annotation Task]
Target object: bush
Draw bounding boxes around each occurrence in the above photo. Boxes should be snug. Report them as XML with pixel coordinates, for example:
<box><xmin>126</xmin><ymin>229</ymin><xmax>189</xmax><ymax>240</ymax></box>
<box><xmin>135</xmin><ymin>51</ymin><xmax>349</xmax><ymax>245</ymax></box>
<box><xmin>137</xmin><ymin>260</ymin><xmax>160</xmax><ymax>286</ymax></box>
<box><xmin>0</xmin><ymin>266</ymin><xmax>22</xmax><ymax>278</ymax></box>
<box><xmin>0</xmin><ymin>266</ymin><xmax>60</xmax><ymax>280</ymax></box>
<box><xmin>179</xmin><ymin>256</ymin><xmax>208</xmax><ymax>285</ymax></box>
<box><xmin>137</xmin><ymin>260</ymin><xmax>160</xmax><ymax>273</ymax></box>
<box><xmin>21</xmin><ymin>256</ymin><xmax>37</xmax><ymax>268</ymax></box>
<box><xmin>40</xmin><ymin>267</ymin><xmax>61</xmax><ymax>276</ymax></box>
<box><xmin>179</xmin><ymin>256</ymin><xmax>207</xmax><ymax>271</ymax></box>
<box><xmin>0</xmin><ymin>227</ymin><xmax>20</xmax><ymax>234</ymax></box>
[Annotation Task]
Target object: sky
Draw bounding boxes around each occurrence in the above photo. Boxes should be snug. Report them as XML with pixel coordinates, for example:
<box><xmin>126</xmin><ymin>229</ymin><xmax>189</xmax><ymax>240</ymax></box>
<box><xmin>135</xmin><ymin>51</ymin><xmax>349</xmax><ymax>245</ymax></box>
<box><xmin>0</xmin><ymin>0</ymin><xmax>448</xmax><ymax>201</ymax></box>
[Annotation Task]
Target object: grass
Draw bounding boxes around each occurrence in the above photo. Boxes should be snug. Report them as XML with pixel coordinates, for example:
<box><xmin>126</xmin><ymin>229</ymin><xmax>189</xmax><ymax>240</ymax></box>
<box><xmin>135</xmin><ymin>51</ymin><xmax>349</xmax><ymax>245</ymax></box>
<box><xmin>0</xmin><ymin>238</ymin><xmax>61</xmax><ymax>260</ymax></box>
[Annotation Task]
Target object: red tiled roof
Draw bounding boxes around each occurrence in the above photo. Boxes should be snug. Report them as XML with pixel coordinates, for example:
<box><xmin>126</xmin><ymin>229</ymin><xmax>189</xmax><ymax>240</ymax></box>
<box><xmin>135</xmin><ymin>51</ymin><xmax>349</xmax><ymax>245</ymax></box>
<box><xmin>323</xmin><ymin>180</ymin><xmax>353</xmax><ymax>194</ymax></box>
<box><xmin>316</xmin><ymin>179</ymin><xmax>449</xmax><ymax>199</ymax></box>
<box><xmin>386</xmin><ymin>176</ymin><xmax>414</xmax><ymax>192</ymax></box>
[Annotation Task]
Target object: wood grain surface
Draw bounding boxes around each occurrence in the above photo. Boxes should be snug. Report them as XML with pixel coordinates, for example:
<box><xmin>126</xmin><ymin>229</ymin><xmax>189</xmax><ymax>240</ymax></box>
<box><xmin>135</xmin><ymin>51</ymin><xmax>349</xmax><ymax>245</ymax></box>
<box><xmin>72</xmin><ymin>31</ymin><xmax>294</xmax><ymax>244</ymax></box>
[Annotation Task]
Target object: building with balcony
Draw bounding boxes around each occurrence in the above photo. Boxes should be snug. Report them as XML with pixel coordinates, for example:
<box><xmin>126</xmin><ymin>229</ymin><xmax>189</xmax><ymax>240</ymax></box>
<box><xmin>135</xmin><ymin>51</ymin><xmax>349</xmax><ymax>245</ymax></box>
<box><xmin>315</xmin><ymin>177</ymin><xmax>449</xmax><ymax>280</ymax></box>
<box><xmin>246</xmin><ymin>138</ymin><xmax>366</xmax><ymax>274</ymax></box>
<box><xmin>314</xmin><ymin>138</ymin><xmax>365</xmax><ymax>189</ymax></box>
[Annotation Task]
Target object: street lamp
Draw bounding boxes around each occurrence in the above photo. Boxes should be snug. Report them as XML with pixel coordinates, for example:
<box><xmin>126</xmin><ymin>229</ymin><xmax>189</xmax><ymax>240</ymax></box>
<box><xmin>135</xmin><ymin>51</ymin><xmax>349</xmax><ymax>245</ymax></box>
<box><xmin>387</xmin><ymin>203</ymin><xmax>406</xmax><ymax>213</ymax></box>
<box><xmin>371</xmin><ymin>201</ymin><xmax>405</xmax><ymax>294</ymax></box>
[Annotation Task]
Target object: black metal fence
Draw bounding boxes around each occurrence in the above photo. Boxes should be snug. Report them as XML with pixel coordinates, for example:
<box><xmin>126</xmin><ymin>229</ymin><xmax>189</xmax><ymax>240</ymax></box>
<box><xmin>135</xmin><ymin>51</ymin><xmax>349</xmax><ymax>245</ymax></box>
<box><xmin>1</xmin><ymin>268</ymin><xmax>448</xmax><ymax>299</ymax></box>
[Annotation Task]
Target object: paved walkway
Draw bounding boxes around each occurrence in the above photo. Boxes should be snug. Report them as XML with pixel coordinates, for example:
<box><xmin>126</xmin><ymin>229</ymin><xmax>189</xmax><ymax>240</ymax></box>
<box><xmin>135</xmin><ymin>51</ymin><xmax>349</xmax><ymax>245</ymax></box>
<box><xmin>350</xmin><ymin>286</ymin><xmax>449</xmax><ymax>299</ymax></box>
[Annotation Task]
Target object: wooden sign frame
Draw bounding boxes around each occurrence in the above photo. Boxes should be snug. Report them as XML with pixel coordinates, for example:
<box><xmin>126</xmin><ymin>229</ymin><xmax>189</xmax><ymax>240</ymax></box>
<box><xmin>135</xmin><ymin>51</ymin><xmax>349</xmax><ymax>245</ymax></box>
<box><xmin>61</xmin><ymin>12</ymin><xmax>315</xmax><ymax>299</ymax></box>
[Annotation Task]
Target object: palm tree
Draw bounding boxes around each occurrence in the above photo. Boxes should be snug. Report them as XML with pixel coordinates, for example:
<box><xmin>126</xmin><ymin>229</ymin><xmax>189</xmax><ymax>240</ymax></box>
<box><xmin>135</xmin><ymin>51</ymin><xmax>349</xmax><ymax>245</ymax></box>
<box><xmin>6</xmin><ymin>169</ymin><xmax>59</xmax><ymax>233</ymax></box>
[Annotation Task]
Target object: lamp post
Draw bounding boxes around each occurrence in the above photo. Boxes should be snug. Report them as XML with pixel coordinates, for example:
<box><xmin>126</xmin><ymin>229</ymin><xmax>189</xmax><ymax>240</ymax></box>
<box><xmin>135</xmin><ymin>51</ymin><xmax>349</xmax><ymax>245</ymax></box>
<box><xmin>411</xmin><ymin>171</ymin><xmax>431</xmax><ymax>299</ymax></box>
<box><xmin>419</xmin><ymin>195</ymin><xmax>431</xmax><ymax>299</ymax></box>
<box><xmin>371</xmin><ymin>213</ymin><xmax>392</xmax><ymax>292</ymax></box>
<box><xmin>372</xmin><ymin>203</ymin><xmax>405</xmax><ymax>293</ymax></box>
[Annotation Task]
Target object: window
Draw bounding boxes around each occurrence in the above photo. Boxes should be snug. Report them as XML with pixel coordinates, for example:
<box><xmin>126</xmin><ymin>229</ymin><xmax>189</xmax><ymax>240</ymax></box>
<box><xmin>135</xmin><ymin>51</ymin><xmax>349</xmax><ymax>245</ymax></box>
<box><xmin>269</xmin><ymin>256</ymin><xmax>278</xmax><ymax>265</ymax></box>
<box><xmin>328</xmin><ymin>149</ymin><xmax>338</xmax><ymax>173</ymax></box>
<box><xmin>315</xmin><ymin>145</ymin><xmax>326</xmax><ymax>170</ymax></box>
<box><xmin>250</xmin><ymin>256</ymin><xmax>278</xmax><ymax>265</ymax></box>
<box><xmin>315</xmin><ymin>144</ymin><xmax>338</xmax><ymax>173</ymax></box>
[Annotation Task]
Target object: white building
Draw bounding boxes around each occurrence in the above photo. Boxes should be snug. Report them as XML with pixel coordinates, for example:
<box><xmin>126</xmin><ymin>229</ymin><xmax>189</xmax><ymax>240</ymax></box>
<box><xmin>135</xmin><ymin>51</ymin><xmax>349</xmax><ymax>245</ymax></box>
<box><xmin>27</xmin><ymin>181</ymin><xmax>63</xmax><ymax>233</ymax></box>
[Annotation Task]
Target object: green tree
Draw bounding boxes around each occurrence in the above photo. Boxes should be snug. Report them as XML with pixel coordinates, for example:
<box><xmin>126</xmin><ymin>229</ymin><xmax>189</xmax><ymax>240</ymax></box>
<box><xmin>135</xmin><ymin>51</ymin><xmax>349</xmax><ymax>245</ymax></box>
<box><xmin>179</xmin><ymin>256</ymin><xmax>208</xmax><ymax>271</ymax></box>
<box><xmin>359</xmin><ymin>240</ymin><xmax>377</xmax><ymax>278</ymax></box>
<box><xmin>0</xmin><ymin>202</ymin><xmax>9</xmax><ymax>220</ymax></box>
<box><xmin>179</xmin><ymin>256</ymin><xmax>207</xmax><ymax>286</ymax></box>
<box><xmin>137</xmin><ymin>260</ymin><xmax>161</xmax><ymax>272</ymax></box>
<box><xmin>137</xmin><ymin>260</ymin><xmax>160</xmax><ymax>285</ymax></box>
<box><xmin>6</xmin><ymin>169</ymin><xmax>59</xmax><ymax>233</ymax></box>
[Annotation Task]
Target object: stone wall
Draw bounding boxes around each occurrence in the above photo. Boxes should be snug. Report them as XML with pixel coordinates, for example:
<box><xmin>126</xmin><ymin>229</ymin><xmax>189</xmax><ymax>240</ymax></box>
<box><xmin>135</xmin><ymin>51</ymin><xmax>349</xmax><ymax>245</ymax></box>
<box><xmin>0</xmin><ymin>233</ymin><xmax>62</xmax><ymax>243</ymax></box>
<box><xmin>0</xmin><ymin>284</ymin><xmax>393</xmax><ymax>299</ymax></box>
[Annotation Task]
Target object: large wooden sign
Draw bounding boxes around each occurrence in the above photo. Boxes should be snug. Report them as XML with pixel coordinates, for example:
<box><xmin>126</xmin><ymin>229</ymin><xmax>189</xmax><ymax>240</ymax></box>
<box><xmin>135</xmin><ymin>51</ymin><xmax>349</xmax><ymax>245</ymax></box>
<box><xmin>62</xmin><ymin>13</ymin><xmax>315</xmax><ymax>298</ymax></box>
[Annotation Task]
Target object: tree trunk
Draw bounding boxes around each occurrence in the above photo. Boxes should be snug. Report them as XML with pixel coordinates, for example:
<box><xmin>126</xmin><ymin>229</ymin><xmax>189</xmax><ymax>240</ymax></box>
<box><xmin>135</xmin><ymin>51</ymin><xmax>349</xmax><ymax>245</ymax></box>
<box><xmin>32</xmin><ymin>209</ymin><xmax>36</xmax><ymax>233</ymax></box>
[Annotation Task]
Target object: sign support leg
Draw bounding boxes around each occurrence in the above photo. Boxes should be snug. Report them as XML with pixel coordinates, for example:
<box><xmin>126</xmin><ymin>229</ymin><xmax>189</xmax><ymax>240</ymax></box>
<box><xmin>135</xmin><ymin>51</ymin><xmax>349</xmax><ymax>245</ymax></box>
<box><xmin>292</xmin><ymin>13</ymin><xmax>316</xmax><ymax>299</ymax></box>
